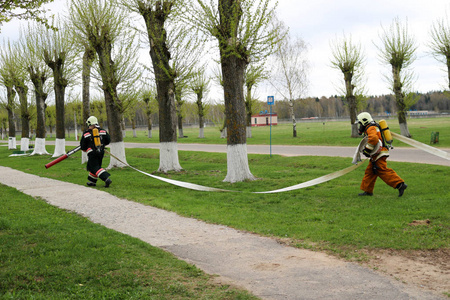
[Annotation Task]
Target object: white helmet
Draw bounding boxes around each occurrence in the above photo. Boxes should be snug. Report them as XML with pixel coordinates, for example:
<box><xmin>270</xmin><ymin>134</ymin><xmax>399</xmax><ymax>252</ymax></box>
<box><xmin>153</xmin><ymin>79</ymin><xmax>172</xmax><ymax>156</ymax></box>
<box><xmin>86</xmin><ymin>116</ymin><xmax>98</xmax><ymax>126</ymax></box>
<box><xmin>357</xmin><ymin>112</ymin><xmax>373</xmax><ymax>126</ymax></box>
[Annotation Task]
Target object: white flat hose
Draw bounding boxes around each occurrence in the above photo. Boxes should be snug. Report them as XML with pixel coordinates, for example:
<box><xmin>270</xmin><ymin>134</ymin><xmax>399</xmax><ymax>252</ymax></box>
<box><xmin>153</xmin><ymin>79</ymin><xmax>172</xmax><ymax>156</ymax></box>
<box><xmin>254</xmin><ymin>161</ymin><xmax>366</xmax><ymax>194</ymax></box>
<box><xmin>106</xmin><ymin>150</ymin><xmax>366</xmax><ymax>193</ymax></box>
<box><xmin>106</xmin><ymin>133</ymin><xmax>448</xmax><ymax>194</ymax></box>
<box><xmin>391</xmin><ymin>132</ymin><xmax>450</xmax><ymax>160</ymax></box>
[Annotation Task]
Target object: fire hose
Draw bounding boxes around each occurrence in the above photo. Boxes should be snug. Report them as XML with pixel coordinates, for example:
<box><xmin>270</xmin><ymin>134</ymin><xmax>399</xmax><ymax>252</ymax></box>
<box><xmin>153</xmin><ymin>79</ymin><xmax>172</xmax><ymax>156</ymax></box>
<box><xmin>45</xmin><ymin>132</ymin><xmax>449</xmax><ymax>193</ymax></box>
<box><xmin>105</xmin><ymin>149</ymin><xmax>367</xmax><ymax>194</ymax></box>
<box><xmin>45</xmin><ymin>146</ymin><xmax>81</xmax><ymax>169</ymax></box>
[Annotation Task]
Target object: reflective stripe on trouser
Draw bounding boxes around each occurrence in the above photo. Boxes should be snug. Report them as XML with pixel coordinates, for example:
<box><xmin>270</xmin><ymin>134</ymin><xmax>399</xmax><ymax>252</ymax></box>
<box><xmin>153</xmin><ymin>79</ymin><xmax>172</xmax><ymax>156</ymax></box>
<box><xmin>88</xmin><ymin>172</ymin><xmax>98</xmax><ymax>183</ymax></box>
<box><xmin>360</xmin><ymin>156</ymin><xmax>404</xmax><ymax>194</ymax></box>
<box><xmin>87</xmin><ymin>168</ymin><xmax>110</xmax><ymax>183</ymax></box>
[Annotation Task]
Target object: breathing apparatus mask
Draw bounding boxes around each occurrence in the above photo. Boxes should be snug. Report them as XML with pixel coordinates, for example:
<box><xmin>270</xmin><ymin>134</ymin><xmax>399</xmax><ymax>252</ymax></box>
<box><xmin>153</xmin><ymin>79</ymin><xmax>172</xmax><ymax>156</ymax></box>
<box><xmin>356</xmin><ymin>112</ymin><xmax>374</xmax><ymax>135</ymax></box>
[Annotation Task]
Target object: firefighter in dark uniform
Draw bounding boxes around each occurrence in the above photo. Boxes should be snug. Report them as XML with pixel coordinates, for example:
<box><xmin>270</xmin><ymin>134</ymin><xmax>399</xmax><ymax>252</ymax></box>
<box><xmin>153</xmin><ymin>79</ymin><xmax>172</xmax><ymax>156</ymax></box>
<box><xmin>80</xmin><ymin>116</ymin><xmax>112</xmax><ymax>187</ymax></box>
<box><xmin>357</xmin><ymin>112</ymin><xmax>407</xmax><ymax>197</ymax></box>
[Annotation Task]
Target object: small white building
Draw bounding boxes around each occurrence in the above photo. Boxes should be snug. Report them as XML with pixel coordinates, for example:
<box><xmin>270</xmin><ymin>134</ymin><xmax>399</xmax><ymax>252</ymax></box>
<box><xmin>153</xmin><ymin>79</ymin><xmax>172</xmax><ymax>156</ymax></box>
<box><xmin>251</xmin><ymin>112</ymin><xmax>278</xmax><ymax>127</ymax></box>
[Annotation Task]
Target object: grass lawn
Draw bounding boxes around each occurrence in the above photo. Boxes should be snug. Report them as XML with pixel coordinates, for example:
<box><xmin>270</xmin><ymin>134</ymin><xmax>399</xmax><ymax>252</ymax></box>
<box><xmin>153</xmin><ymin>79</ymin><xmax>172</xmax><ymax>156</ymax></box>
<box><xmin>1</xmin><ymin>117</ymin><xmax>449</xmax><ymax>297</ymax></box>
<box><xmin>0</xmin><ymin>183</ymin><xmax>256</xmax><ymax>299</ymax></box>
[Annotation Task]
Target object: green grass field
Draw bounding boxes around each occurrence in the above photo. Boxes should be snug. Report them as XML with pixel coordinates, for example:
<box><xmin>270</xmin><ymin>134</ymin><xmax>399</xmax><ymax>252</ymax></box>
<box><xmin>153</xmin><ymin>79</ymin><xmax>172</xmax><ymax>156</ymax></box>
<box><xmin>1</xmin><ymin>117</ymin><xmax>449</xmax><ymax>298</ymax></box>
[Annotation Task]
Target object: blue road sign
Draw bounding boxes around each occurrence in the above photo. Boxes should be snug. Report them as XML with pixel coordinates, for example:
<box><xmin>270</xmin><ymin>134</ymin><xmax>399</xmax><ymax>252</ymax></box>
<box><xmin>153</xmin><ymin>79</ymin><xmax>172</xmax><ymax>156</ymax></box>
<box><xmin>267</xmin><ymin>96</ymin><xmax>274</xmax><ymax>105</ymax></box>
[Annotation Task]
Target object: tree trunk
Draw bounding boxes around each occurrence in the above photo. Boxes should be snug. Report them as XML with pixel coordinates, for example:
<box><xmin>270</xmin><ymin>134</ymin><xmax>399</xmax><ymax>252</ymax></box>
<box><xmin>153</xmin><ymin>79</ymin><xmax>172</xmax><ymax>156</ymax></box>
<box><xmin>47</xmin><ymin>56</ymin><xmax>68</xmax><ymax>157</ymax></box>
<box><xmin>156</xmin><ymin>80</ymin><xmax>181</xmax><ymax>172</ymax></box>
<box><xmin>221</xmin><ymin>54</ymin><xmax>255</xmax><ymax>183</ymax></box>
<box><xmin>290</xmin><ymin>99</ymin><xmax>297</xmax><ymax>138</ymax></box>
<box><xmin>96</xmin><ymin>45</ymin><xmax>127</xmax><ymax>168</ymax></box>
<box><xmin>147</xmin><ymin>111</ymin><xmax>152</xmax><ymax>138</ymax></box>
<box><xmin>6</xmin><ymin>86</ymin><xmax>16</xmax><ymax>150</ymax></box>
<box><xmin>132</xmin><ymin>118</ymin><xmax>137</xmax><ymax>138</ymax></box>
<box><xmin>245</xmin><ymin>85</ymin><xmax>253</xmax><ymax>138</ymax></box>
<box><xmin>140</xmin><ymin>4</ymin><xmax>181</xmax><ymax>172</ymax></box>
<box><xmin>29</xmin><ymin>67</ymin><xmax>49</xmax><ymax>155</ymax></box>
<box><xmin>16</xmin><ymin>83</ymin><xmax>30</xmax><ymax>151</ymax></box>
<box><xmin>177</xmin><ymin>99</ymin><xmax>184</xmax><ymax>138</ymax></box>
<box><xmin>344</xmin><ymin>72</ymin><xmax>359</xmax><ymax>138</ymax></box>
<box><xmin>392</xmin><ymin>65</ymin><xmax>411</xmax><ymax>137</ymax></box>
<box><xmin>82</xmin><ymin>45</ymin><xmax>98</xmax><ymax>167</ymax></box>
<box><xmin>197</xmin><ymin>97</ymin><xmax>205</xmax><ymax>138</ymax></box>
<box><xmin>82</xmin><ymin>46</ymin><xmax>95</xmax><ymax>132</ymax></box>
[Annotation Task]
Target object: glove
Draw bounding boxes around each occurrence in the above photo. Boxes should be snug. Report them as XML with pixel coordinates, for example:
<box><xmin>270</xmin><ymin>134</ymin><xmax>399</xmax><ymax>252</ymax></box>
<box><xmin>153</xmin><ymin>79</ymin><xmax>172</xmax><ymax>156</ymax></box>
<box><xmin>362</xmin><ymin>148</ymin><xmax>371</xmax><ymax>158</ymax></box>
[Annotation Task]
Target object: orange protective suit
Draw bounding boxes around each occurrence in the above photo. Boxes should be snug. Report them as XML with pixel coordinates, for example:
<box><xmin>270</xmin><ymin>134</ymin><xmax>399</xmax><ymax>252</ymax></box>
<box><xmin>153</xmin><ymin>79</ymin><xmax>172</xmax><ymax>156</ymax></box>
<box><xmin>360</xmin><ymin>125</ymin><xmax>404</xmax><ymax>194</ymax></box>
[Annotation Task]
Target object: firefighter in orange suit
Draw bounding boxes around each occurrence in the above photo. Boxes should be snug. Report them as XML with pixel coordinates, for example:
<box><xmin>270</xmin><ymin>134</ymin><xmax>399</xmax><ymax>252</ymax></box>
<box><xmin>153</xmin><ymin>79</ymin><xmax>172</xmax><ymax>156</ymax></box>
<box><xmin>80</xmin><ymin>116</ymin><xmax>112</xmax><ymax>187</ymax></box>
<box><xmin>357</xmin><ymin>112</ymin><xmax>407</xmax><ymax>197</ymax></box>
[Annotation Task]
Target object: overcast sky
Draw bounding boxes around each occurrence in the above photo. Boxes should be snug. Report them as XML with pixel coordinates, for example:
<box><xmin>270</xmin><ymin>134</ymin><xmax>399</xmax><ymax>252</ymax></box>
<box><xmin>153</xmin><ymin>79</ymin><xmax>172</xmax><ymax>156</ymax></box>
<box><xmin>274</xmin><ymin>0</ymin><xmax>450</xmax><ymax>98</ymax></box>
<box><xmin>2</xmin><ymin>0</ymin><xmax>450</xmax><ymax>100</ymax></box>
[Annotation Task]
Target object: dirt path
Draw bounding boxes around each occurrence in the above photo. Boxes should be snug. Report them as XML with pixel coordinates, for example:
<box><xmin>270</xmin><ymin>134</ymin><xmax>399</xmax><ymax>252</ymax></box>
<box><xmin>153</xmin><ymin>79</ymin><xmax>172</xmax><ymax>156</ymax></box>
<box><xmin>0</xmin><ymin>166</ymin><xmax>446</xmax><ymax>299</ymax></box>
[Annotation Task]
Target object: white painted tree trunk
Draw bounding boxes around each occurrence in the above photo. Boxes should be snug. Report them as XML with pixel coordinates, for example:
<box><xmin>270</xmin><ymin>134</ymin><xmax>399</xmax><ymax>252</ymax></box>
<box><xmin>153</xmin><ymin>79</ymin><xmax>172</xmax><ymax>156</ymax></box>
<box><xmin>8</xmin><ymin>137</ymin><xmax>16</xmax><ymax>150</ymax></box>
<box><xmin>158</xmin><ymin>142</ymin><xmax>182</xmax><ymax>172</ymax></box>
<box><xmin>220</xmin><ymin>128</ymin><xmax>227</xmax><ymax>139</ymax></box>
<box><xmin>246</xmin><ymin>126</ymin><xmax>252</xmax><ymax>138</ymax></box>
<box><xmin>133</xmin><ymin>129</ymin><xmax>137</xmax><ymax>138</ymax></box>
<box><xmin>31</xmin><ymin>138</ymin><xmax>49</xmax><ymax>155</ymax></box>
<box><xmin>107</xmin><ymin>141</ymin><xmax>128</xmax><ymax>169</ymax></box>
<box><xmin>198</xmin><ymin>127</ymin><xmax>204</xmax><ymax>138</ymax></box>
<box><xmin>148</xmin><ymin>130</ymin><xmax>152</xmax><ymax>138</ymax></box>
<box><xmin>178</xmin><ymin>128</ymin><xmax>184</xmax><ymax>138</ymax></box>
<box><xmin>20</xmin><ymin>138</ymin><xmax>30</xmax><ymax>151</ymax></box>
<box><xmin>52</xmin><ymin>138</ymin><xmax>66</xmax><ymax>157</ymax></box>
<box><xmin>81</xmin><ymin>151</ymin><xmax>88</xmax><ymax>164</ymax></box>
<box><xmin>399</xmin><ymin>122</ymin><xmax>411</xmax><ymax>137</ymax></box>
<box><xmin>223</xmin><ymin>144</ymin><xmax>256</xmax><ymax>183</ymax></box>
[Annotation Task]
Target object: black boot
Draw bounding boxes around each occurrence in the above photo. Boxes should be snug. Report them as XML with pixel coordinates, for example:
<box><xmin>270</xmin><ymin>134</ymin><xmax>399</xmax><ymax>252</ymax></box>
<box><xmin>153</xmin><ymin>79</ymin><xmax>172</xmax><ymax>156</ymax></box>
<box><xmin>86</xmin><ymin>182</ymin><xmax>96</xmax><ymax>187</ymax></box>
<box><xmin>358</xmin><ymin>191</ymin><xmax>373</xmax><ymax>196</ymax></box>
<box><xmin>397</xmin><ymin>182</ymin><xmax>407</xmax><ymax>197</ymax></box>
<box><xmin>104</xmin><ymin>178</ymin><xmax>112</xmax><ymax>188</ymax></box>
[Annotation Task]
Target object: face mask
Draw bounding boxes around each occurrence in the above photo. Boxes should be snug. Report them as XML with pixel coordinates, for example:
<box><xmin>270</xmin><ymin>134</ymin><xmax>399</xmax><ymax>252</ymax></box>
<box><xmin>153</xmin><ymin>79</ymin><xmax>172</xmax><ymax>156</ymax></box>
<box><xmin>358</xmin><ymin>122</ymin><xmax>365</xmax><ymax>135</ymax></box>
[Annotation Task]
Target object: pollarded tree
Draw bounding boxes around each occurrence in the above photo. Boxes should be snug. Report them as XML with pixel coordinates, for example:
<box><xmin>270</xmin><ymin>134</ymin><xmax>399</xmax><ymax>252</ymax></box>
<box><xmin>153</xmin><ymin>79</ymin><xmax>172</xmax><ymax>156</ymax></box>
<box><xmin>19</xmin><ymin>23</ymin><xmax>51</xmax><ymax>155</ymax></box>
<box><xmin>68</xmin><ymin>18</ymin><xmax>97</xmax><ymax>164</ymax></box>
<box><xmin>376</xmin><ymin>18</ymin><xmax>417</xmax><ymax>137</ymax></box>
<box><xmin>330</xmin><ymin>33</ymin><xmax>366</xmax><ymax>138</ymax></box>
<box><xmin>70</xmin><ymin>0</ymin><xmax>140</xmax><ymax>168</ymax></box>
<box><xmin>0</xmin><ymin>40</ymin><xmax>18</xmax><ymax>150</ymax></box>
<box><xmin>167</xmin><ymin>24</ymin><xmax>206</xmax><ymax>140</ymax></box>
<box><xmin>429</xmin><ymin>12</ymin><xmax>450</xmax><ymax>90</ymax></box>
<box><xmin>189</xmin><ymin>0</ymin><xmax>280</xmax><ymax>183</ymax></box>
<box><xmin>141</xmin><ymin>83</ymin><xmax>158</xmax><ymax>138</ymax></box>
<box><xmin>12</xmin><ymin>43</ymin><xmax>33</xmax><ymax>151</ymax></box>
<box><xmin>190</xmin><ymin>67</ymin><xmax>210</xmax><ymax>138</ymax></box>
<box><xmin>175</xmin><ymin>82</ymin><xmax>187</xmax><ymax>138</ymax></box>
<box><xmin>0</xmin><ymin>108</ymin><xmax>7</xmax><ymax>139</ymax></box>
<box><xmin>0</xmin><ymin>41</ymin><xmax>32</xmax><ymax>151</ymax></box>
<box><xmin>119</xmin><ymin>1</ymin><xmax>184</xmax><ymax>172</ymax></box>
<box><xmin>41</xmin><ymin>19</ymin><xmax>78</xmax><ymax>157</ymax></box>
<box><xmin>270</xmin><ymin>19</ymin><xmax>308</xmax><ymax>138</ymax></box>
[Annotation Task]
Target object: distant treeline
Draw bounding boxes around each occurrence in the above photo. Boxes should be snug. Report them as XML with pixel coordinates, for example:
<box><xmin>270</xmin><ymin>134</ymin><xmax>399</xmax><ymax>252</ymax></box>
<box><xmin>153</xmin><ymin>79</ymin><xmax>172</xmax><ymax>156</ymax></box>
<box><xmin>132</xmin><ymin>91</ymin><xmax>450</xmax><ymax>127</ymax></box>
<box><xmin>264</xmin><ymin>91</ymin><xmax>450</xmax><ymax>121</ymax></box>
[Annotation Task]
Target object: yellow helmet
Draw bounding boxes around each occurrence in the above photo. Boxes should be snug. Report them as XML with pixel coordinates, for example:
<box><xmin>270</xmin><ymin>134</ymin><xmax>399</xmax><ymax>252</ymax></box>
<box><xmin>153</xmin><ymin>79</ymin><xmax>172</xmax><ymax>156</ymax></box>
<box><xmin>357</xmin><ymin>112</ymin><xmax>373</xmax><ymax>126</ymax></box>
<box><xmin>86</xmin><ymin>116</ymin><xmax>98</xmax><ymax>126</ymax></box>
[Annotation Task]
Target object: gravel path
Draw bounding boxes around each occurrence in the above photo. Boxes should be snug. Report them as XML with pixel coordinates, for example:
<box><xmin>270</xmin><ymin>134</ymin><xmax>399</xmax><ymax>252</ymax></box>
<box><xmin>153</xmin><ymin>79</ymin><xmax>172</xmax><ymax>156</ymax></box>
<box><xmin>0</xmin><ymin>163</ymin><xmax>445</xmax><ymax>299</ymax></box>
